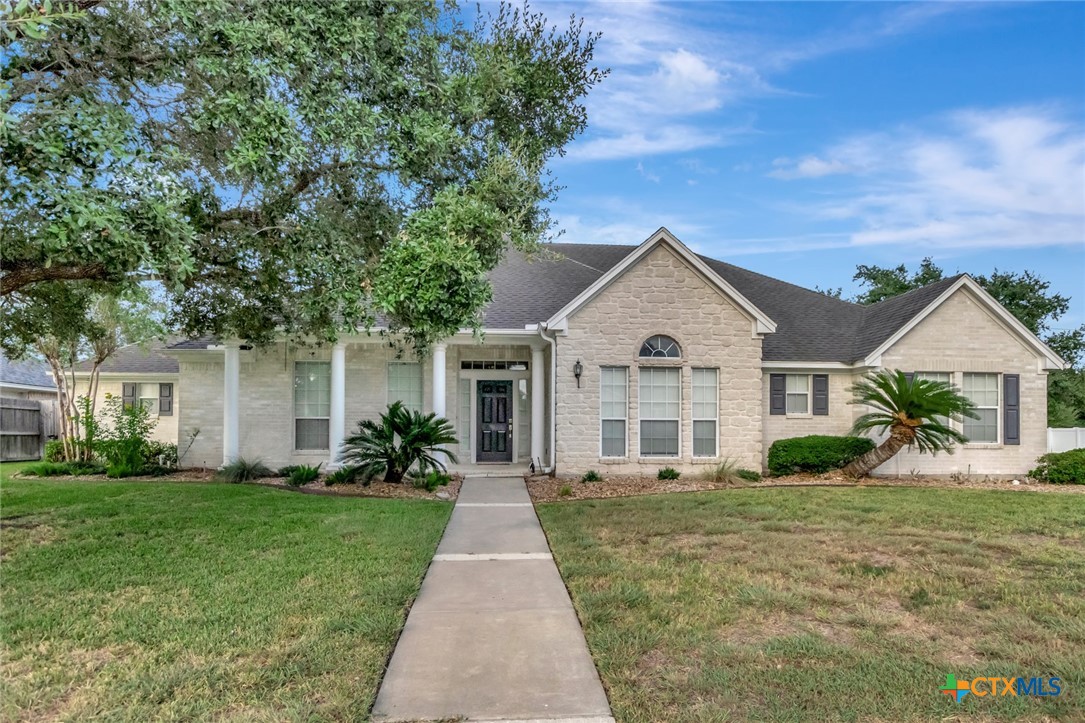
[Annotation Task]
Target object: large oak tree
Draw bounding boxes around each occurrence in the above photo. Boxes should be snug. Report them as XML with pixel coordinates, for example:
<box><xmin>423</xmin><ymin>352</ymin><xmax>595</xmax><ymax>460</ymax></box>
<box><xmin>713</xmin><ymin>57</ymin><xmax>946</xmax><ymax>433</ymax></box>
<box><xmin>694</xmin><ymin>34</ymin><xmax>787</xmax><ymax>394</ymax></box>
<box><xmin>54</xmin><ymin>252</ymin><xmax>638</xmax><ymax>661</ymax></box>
<box><xmin>2</xmin><ymin>0</ymin><xmax>606</xmax><ymax>352</ymax></box>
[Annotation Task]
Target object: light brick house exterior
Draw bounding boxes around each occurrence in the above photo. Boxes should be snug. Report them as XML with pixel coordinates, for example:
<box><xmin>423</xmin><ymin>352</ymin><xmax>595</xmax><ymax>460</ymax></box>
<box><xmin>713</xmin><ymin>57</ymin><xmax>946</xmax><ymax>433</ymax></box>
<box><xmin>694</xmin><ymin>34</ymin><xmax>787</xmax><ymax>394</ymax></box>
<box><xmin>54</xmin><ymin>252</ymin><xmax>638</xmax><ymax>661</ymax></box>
<box><xmin>147</xmin><ymin>229</ymin><xmax>1063</xmax><ymax>476</ymax></box>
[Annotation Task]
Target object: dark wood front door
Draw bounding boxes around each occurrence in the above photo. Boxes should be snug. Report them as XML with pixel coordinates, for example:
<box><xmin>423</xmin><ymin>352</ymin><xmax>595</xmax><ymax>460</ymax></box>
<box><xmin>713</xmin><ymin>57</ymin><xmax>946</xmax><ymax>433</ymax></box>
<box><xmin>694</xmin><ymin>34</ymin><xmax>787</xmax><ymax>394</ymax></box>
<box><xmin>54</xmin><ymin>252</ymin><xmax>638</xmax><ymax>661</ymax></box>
<box><xmin>477</xmin><ymin>381</ymin><xmax>513</xmax><ymax>462</ymax></box>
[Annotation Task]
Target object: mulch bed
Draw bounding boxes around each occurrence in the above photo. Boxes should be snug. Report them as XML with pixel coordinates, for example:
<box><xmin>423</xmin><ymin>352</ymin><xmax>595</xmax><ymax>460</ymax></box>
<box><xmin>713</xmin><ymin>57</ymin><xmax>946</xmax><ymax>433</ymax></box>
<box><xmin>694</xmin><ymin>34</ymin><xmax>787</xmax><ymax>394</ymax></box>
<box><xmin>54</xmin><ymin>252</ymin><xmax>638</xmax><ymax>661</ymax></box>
<box><xmin>526</xmin><ymin>470</ymin><xmax>1083</xmax><ymax>503</ymax></box>
<box><xmin>12</xmin><ymin>469</ymin><xmax>463</xmax><ymax>501</ymax></box>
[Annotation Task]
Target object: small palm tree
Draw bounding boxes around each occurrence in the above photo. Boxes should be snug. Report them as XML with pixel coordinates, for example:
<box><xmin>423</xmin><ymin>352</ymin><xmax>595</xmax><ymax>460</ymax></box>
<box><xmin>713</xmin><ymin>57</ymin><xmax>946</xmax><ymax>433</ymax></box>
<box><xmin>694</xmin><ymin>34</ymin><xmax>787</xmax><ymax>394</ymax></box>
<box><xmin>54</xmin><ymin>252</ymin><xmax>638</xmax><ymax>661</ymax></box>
<box><xmin>843</xmin><ymin>370</ymin><xmax>977</xmax><ymax>478</ymax></box>
<box><xmin>339</xmin><ymin>401</ymin><xmax>458</xmax><ymax>484</ymax></box>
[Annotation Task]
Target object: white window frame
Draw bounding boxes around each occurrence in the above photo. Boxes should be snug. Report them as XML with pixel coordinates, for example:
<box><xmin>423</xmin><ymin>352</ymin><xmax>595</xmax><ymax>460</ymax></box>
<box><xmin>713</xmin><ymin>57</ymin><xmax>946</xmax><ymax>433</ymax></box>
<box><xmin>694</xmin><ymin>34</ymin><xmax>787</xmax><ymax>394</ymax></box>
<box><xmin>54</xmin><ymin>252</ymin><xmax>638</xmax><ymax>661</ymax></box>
<box><xmin>294</xmin><ymin>361</ymin><xmax>331</xmax><ymax>451</ymax></box>
<box><xmin>137</xmin><ymin>382</ymin><xmax>160</xmax><ymax>417</ymax></box>
<box><xmin>387</xmin><ymin>362</ymin><xmax>423</xmax><ymax>413</ymax></box>
<box><xmin>962</xmin><ymin>372</ymin><xmax>1000</xmax><ymax>445</ymax></box>
<box><xmin>638</xmin><ymin>366</ymin><xmax>681</xmax><ymax>458</ymax></box>
<box><xmin>599</xmin><ymin>366</ymin><xmax>628</xmax><ymax>458</ymax></box>
<box><xmin>692</xmin><ymin>368</ymin><xmax>718</xmax><ymax>458</ymax></box>
<box><xmin>785</xmin><ymin>374</ymin><xmax>811</xmax><ymax>416</ymax></box>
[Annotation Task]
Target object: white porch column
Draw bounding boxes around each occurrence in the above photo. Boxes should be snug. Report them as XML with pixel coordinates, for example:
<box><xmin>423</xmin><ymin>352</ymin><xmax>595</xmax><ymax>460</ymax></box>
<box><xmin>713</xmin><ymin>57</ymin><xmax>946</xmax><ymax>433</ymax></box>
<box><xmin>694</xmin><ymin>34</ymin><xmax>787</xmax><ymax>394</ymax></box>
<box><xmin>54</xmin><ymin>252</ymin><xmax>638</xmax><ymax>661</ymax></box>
<box><xmin>329</xmin><ymin>342</ymin><xmax>346</xmax><ymax>469</ymax></box>
<box><xmin>531</xmin><ymin>346</ymin><xmax>545</xmax><ymax>467</ymax></box>
<box><xmin>222</xmin><ymin>343</ymin><xmax>240</xmax><ymax>466</ymax></box>
<box><xmin>432</xmin><ymin>343</ymin><xmax>447</xmax><ymax>417</ymax></box>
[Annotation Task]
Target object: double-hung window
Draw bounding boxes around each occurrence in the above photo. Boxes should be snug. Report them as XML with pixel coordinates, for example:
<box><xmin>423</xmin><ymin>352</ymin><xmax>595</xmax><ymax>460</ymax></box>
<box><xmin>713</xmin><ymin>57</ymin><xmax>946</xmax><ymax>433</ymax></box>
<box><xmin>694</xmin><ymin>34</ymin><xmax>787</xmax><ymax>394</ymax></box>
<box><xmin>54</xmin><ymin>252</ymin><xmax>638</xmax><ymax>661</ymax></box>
<box><xmin>692</xmin><ymin>368</ymin><xmax>718</xmax><ymax>457</ymax></box>
<box><xmin>963</xmin><ymin>372</ymin><xmax>999</xmax><ymax>443</ymax></box>
<box><xmin>639</xmin><ymin>367</ymin><xmax>680</xmax><ymax>456</ymax></box>
<box><xmin>786</xmin><ymin>375</ymin><xmax>810</xmax><ymax>414</ymax></box>
<box><xmin>294</xmin><ymin>361</ymin><xmax>330</xmax><ymax>450</ymax></box>
<box><xmin>915</xmin><ymin>372</ymin><xmax>952</xmax><ymax>428</ymax></box>
<box><xmin>600</xmin><ymin>367</ymin><xmax>628</xmax><ymax>457</ymax></box>
<box><xmin>387</xmin><ymin>362</ymin><xmax>423</xmax><ymax>413</ymax></box>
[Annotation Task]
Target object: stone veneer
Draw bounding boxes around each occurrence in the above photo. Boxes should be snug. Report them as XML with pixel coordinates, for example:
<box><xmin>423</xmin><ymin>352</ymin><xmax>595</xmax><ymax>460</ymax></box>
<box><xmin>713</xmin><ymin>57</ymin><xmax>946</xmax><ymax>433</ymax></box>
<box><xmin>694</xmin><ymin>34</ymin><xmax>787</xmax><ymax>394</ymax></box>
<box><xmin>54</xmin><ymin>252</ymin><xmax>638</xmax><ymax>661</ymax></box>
<box><xmin>554</xmin><ymin>244</ymin><xmax>763</xmax><ymax>475</ymax></box>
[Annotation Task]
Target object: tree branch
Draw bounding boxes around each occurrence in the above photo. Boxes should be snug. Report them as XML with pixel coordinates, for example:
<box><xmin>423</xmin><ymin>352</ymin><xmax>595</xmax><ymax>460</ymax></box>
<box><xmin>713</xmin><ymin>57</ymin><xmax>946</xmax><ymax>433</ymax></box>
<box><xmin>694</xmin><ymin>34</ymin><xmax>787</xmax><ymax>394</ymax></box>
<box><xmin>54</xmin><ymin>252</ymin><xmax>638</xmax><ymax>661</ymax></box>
<box><xmin>1</xmin><ymin>262</ymin><xmax>115</xmax><ymax>296</ymax></box>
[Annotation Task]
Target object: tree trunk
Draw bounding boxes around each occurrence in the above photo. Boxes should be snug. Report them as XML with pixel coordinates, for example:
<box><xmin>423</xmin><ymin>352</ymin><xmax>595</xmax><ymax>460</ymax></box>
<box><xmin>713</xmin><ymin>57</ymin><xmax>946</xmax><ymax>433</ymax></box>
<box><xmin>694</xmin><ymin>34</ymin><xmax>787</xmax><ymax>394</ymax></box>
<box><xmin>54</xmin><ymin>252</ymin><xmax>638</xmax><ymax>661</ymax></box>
<box><xmin>842</xmin><ymin>434</ymin><xmax>908</xmax><ymax>478</ymax></box>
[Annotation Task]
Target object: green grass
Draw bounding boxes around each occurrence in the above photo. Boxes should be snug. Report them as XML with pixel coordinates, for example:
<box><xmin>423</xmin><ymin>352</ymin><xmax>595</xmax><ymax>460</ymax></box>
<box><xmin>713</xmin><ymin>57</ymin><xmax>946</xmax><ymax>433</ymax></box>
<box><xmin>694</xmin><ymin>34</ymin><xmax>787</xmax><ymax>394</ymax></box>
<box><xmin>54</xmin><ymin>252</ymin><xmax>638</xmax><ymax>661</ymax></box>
<box><xmin>538</xmin><ymin>487</ymin><xmax>1085</xmax><ymax>722</ymax></box>
<box><xmin>0</xmin><ymin>461</ymin><xmax>451</xmax><ymax>721</ymax></box>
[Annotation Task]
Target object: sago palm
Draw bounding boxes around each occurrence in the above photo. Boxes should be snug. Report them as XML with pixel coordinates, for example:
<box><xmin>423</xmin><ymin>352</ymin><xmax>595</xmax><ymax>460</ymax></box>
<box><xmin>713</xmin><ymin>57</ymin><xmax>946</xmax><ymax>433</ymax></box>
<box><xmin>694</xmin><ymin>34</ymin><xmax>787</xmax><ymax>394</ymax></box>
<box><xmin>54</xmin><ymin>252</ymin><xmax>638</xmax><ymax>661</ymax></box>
<box><xmin>843</xmin><ymin>370</ymin><xmax>977</xmax><ymax>478</ymax></box>
<box><xmin>339</xmin><ymin>401</ymin><xmax>458</xmax><ymax>484</ymax></box>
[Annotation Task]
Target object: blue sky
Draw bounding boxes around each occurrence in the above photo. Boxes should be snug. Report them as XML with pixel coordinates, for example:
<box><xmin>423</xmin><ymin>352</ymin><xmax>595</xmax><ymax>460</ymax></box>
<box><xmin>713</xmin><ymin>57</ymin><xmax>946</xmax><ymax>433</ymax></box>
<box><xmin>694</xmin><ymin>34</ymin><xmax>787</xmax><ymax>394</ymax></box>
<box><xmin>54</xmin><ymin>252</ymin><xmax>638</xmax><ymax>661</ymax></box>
<box><xmin>541</xmin><ymin>1</ymin><xmax>1085</xmax><ymax>328</ymax></box>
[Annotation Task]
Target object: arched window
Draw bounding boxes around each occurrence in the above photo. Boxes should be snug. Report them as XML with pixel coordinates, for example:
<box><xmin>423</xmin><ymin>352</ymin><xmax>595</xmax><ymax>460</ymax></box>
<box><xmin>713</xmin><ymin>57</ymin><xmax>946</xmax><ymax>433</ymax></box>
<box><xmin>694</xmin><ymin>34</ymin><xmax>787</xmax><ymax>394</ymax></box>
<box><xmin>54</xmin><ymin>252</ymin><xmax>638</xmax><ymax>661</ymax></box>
<box><xmin>639</xmin><ymin>335</ymin><xmax>681</xmax><ymax>359</ymax></box>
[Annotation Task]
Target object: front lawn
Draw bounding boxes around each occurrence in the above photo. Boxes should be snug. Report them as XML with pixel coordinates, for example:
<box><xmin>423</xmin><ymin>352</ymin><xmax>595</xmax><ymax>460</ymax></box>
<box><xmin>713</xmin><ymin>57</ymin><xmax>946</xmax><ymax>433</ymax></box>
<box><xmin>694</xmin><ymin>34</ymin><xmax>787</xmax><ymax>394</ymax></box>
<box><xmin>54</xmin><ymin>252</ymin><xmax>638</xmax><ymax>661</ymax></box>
<box><xmin>538</xmin><ymin>487</ymin><xmax>1085</xmax><ymax>722</ymax></box>
<box><xmin>0</xmin><ymin>463</ymin><xmax>451</xmax><ymax>721</ymax></box>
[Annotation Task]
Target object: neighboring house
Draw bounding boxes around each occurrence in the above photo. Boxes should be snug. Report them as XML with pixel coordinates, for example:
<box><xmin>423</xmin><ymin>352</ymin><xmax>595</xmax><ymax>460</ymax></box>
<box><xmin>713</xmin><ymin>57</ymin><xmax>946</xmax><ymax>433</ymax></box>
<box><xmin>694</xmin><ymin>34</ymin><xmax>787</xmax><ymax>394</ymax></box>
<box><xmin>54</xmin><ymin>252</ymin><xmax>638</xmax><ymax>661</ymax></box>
<box><xmin>71</xmin><ymin>341</ymin><xmax>180</xmax><ymax>446</ymax></box>
<box><xmin>0</xmin><ymin>355</ymin><xmax>57</xmax><ymax>401</ymax></box>
<box><xmin>139</xmin><ymin>228</ymin><xmax>1060</xmax><ymax>475</ymax></box>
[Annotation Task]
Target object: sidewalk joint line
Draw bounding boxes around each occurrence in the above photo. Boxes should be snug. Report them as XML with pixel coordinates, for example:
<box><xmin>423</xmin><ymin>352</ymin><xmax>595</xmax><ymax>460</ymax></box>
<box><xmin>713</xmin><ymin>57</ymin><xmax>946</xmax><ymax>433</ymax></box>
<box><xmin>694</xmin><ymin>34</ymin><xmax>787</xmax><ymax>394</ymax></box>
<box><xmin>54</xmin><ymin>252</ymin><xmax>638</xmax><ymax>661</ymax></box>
<box><xmin>456</xmin><ymin>502</ymin><xmax>533</xmax><ymax>507</ymax></box>
<box><xmin>432</xmin><ymin>552</ymin><xmax>553</xmax><ymax>561</ymax></box>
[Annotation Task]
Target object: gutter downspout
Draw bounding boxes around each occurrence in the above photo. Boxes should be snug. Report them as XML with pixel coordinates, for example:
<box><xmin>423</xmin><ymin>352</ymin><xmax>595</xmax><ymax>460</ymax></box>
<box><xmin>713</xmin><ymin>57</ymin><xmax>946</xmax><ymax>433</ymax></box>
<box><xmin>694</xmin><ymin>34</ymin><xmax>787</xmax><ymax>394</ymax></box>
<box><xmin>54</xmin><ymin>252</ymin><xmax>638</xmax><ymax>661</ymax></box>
<box><xmin>536</xmin><ymin>323</ymin><xmax>557</xmax><ymax>474</ymax></box>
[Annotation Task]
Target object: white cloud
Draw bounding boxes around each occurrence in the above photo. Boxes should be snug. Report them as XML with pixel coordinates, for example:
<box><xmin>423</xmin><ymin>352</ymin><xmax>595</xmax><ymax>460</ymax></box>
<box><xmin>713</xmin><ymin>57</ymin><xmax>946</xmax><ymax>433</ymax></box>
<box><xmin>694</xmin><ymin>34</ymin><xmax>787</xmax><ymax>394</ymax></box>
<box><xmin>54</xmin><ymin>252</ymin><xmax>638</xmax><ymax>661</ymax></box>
<box><xmin>635</xmin><ymin>161</ymin><xmax>661</xmax><ymax>183</ymax></box>
<box><xmin>772</xmin><ymin>106</ymin><xmax>1085</xmax><ymax>250</ymax></box>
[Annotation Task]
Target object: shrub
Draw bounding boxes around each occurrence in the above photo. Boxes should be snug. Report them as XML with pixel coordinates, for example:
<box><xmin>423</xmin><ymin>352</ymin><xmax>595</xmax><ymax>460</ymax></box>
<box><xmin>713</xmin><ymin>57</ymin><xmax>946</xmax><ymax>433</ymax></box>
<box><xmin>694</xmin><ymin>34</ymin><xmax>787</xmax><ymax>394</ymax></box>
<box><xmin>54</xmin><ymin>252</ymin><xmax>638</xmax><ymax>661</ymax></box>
<box><xmin>339</xmin><ymin>402</ymin><xmax>458</xmax><ymax>484</ymax></box>
<box><xmin>96</xmin><ymin>395</ymin><xmax>157</xmax><ymax>472</ymax></box>
<box><xmin>287</xmin><ymin>464</ymin><xmax>322</xmax><ymax>487</ymax></box>
<box><xmin>276</xmin><ymin>465</ymin><xmax>302</xmax><ymax>478</ymax></box>
<box><xmin>658</xmin><ymin>467</ymin><xmax>680</xmax><ymax>480</ymax></box>
<box><xmin>145</xmin><ymin>441</ymin><xmax>178</xmax><ymax>468</ymax></box>
<box><xmin>580</xmin><ymin>470</ymin><xmax>602</xmax><ymax>483</ymax></box>
<box><xmin>44</xmin><ymin>440</ymin><xmax>65</xmax><ymax>462</ymax></box>
<box><xmin>412</xmin><ymin>470</ymin><xmax>451</xmax><ymax>492</ymax></box>
<box><xmin>737</xmin><ymin>468</ymin><xmax>761</xmax><ymax>482</ymax></box>
<box><xmin>22</xmin><ymin>462</ymin><xmax>75</xmax><ymax>477</ymax></box>
<box><xmin>558</xmin><ymin>484</ymin><xmax>573</xmax><ymax>497</ymax></box>
<box><xmin>325</xmin><ymin>466</ymin><xmax>360</xmax><ymax>486</ymax></box>
<box><xmin>1029</xmin><ymin>449</ymin><xmax>1085</xmax><ymax>485</ymax></box>
<box><xmin>702</xmin><ymin>459</ymin><xmax>760</xmax><ymax>484</ymax></box>
<box><xmin>106</xmin><ymin>461</ymin><xmax>143</xmax><ymax>478</ymax></box>
<box><xmin>767</xmin><ymin>435</ymin><xmax>876</xmax><ymax>477</ymax></box>
<box><xmin>216</xmin><ymin>458</ymin><xmax>273</xmax><ymax>483</ymax></box>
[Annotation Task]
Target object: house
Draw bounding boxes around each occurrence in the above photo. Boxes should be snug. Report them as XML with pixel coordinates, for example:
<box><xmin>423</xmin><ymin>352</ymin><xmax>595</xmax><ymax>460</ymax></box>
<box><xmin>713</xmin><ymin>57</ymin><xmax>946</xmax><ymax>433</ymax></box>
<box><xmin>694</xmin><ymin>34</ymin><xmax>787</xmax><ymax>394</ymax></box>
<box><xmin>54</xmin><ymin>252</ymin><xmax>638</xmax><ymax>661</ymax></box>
<box><xmin>1</xmin><ymin>355</ymin><xmax>59</xmax><ymax>461</ymax></box>
<box><xmin>150</xmin><ymin>228</ymin><xmax>1061</xmax><ymax>476</ymax></box>
<box><xmin>71</xmin><ymin>341</ymin><xmax>180</xmax><ymax>447</ymax></box>
<box><xmin>0</xmin><ymin>355</ymin><xmax>57</xmax><ymax>401</ymax></box>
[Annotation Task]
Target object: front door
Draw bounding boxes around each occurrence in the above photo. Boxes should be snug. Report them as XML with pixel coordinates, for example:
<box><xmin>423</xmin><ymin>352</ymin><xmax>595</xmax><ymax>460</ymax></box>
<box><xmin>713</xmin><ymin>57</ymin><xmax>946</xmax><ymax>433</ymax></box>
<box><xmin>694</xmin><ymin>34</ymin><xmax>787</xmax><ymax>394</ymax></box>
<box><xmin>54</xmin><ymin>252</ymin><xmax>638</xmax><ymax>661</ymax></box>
<box><xmin>477</xmin><ymin>381</ymin><xmax>513</xmax><ymax>462</ymax></box>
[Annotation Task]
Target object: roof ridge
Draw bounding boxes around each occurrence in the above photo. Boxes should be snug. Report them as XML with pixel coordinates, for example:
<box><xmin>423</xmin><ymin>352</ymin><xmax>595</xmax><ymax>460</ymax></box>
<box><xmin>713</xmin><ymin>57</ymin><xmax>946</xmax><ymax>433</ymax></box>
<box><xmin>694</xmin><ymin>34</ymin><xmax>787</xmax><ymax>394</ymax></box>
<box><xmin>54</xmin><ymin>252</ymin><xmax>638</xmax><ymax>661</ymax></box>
<box><xmin>862</xmin><ymin>273</ymin><xmax>965</xmax><ymax>310</ymax></box>
<box><xmin>701</xmin><ymin>255</ymin><xmax>864</xmax><ymax>310</ymax></box>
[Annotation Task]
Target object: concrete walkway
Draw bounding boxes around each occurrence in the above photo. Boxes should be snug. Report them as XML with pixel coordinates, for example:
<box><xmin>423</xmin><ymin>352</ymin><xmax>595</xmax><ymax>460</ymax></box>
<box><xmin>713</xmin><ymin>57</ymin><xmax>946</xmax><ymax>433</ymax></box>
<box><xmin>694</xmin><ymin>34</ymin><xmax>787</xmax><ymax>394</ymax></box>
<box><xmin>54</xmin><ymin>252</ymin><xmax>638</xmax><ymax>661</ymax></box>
<box><xmin>372</xmin><ymin>477</ymin><xmax>613</xmax><ymax>723</ymax></box>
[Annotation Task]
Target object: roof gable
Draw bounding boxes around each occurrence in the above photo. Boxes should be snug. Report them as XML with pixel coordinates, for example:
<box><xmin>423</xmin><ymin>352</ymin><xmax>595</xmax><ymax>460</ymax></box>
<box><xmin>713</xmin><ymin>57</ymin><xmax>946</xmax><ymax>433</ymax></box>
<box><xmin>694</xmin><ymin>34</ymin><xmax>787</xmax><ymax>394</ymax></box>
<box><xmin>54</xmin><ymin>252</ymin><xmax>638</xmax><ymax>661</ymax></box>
<box><xmin>543</xmin><ymin>228</ymin><xmax>776</xmax><ymax>335</ymax></box>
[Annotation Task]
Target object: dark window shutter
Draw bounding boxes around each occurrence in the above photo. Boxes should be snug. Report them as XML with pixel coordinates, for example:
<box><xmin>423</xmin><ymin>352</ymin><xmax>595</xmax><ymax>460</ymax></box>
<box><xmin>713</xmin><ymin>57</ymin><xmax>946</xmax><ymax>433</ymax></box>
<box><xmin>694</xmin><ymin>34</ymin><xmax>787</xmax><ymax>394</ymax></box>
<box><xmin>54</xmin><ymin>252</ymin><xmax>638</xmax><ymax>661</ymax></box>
<box><xmin>812</xmin><ymin>374</ymin><xmax>829</xmax><ymax>416</ymax></box>
<box><xmin>1003</xmin><ymin>374</ymin><xmax>1020</xmax><ymax>445</ymax></box>
<box><xmin>159</xmin><ymin>383</ymin><xmax>174</xmax><ymax>416</ymax></box>
<box><xmin>903</xmin><ymin>372</ymin><xmax>915</xmax><ymax>384</ymax></box>
<box><xmin>122</xmin><ymin>382</ymin><xmax>137</xmax><ymax>410</ymax></box>
<box><xmin>769</xmin><ymin>374</ymin><xmax>786</xmax><ymax>415</ymax></box>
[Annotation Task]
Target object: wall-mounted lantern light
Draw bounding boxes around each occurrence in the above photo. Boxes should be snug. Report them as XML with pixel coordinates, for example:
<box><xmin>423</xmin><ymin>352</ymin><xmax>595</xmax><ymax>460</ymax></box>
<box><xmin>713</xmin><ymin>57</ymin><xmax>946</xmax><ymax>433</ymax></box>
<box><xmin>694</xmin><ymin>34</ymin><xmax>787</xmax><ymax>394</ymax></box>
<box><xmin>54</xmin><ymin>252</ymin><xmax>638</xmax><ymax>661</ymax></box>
<box><xmin>573</xmin><ymin>359</ymin><xmax>583</xmax><ymax>388</ymax></box>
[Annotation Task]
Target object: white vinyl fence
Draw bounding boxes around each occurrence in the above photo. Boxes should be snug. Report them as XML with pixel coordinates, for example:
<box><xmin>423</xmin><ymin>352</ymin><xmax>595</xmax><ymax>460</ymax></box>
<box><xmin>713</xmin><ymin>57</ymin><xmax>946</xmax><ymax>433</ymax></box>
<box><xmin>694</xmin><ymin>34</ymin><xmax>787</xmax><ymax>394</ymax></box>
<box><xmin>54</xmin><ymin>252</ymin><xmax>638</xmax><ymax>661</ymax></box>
<box><xmin>1048</xmin><ymin>427</ymin><xmax>1085</xmax><ymax>453</ymax></box>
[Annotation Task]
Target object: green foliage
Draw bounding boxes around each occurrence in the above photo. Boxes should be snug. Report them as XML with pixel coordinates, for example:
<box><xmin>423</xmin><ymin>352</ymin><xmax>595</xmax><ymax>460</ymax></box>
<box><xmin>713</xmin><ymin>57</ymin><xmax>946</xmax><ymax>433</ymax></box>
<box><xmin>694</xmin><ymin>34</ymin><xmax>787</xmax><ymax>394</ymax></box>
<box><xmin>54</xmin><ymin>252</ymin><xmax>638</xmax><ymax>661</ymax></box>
<box><xmin>849</xmin><ymin>371</ymin><xmax>976</xmax><ymax>450</ymax></box>
<box><xmin>43</xmin><ymin>440</ymin><xmax>65</xmax><ymax>463</ymax></box>
<box><xmin>145</xmin><ymin>441</ymin><xmax>178</xmax><ymax>468</ymax></box>
<box><xmin>657</xmin><ymin>467</ymin><xmax>680</xmax><ymax>481</ymax></box>
<box><xmin>1048</xmin><ymin>370</ymin><xmax>1085</xmax><ymax>427</ymax></box>
<box><xmin>580</xmin><ymin>470</ymin><xmax>602</xmax><ymax>483</ymax></box>
<box><xmin>215</xmin><ymin>458</ymin><xmax>274</xmax><ymax>484</ymax></box>
<box><xmin>1029</xmin><ymin>449</ymin><xmax>1085</xmax><ymax>485</ymax></box>
<box><xmin>324</xmin><ymin>466</ymin><xmax>360</xmax><ymax>486</ymax></box>
<box><xmin>95</xmin><ymin>395</ymin><xmax>157</xmax><ymax>471</ymax></box>
<box><xmin>557</xmin><ymin>484</ymin><xmax>573</xmax><ymax>497</ymax></box>
<box><xmin>276</xmin><ymin>465</ymin><xmax>302</xmax><ymax>478</ymax></box>
<box><xmin>412</xmin><ymin>471</ymin><xmax>451</xmax><ymax>492</ymax></box>
<box><xmin>768</xmin><ymin>436</ymin><xmax>877</xmax><ymax>477</ymax></box>
<box><xmin>106</xmin><ymin>461</ymin><xmax>143</xmax><ymax>479</ymax></box>
<box><xmin>702</xmin><ymin>459</ymin><xmax>761</xmax><ymax>483</ymax></box>
<box><xmin>3</xmin><ymin>0</ymin><xmax>605</xmax><ymax>355</ymax></box>
<box><xmin>852</xmin><ymin>258</ymin><xmax>945</xmax><ymax>305</ymax></box>
<box><xmin>22</xmin><ymin>460</ymin><xmax>104</xmax><ymax>477</ymax></box>
<box><xmin>339</xmin><ymin>402</ymin><xmax>458</xmax><ymax>484</ymax></box>
<box><xmin>286</xmin><ymin>464</ymin><xmax>322</xmax><ymax>487</ymax></box>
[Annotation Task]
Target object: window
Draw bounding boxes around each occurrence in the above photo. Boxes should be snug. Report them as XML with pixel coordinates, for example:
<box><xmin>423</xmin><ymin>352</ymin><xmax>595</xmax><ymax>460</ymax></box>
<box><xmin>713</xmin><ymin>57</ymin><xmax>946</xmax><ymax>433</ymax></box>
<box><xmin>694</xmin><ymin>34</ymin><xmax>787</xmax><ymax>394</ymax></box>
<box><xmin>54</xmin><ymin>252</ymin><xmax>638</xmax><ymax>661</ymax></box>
<box><xmin>138</xmin><ymin>383</ymin><xmax>159</xmax><ymax>415</ymax></box>
<box><xmin>639</xmin><ymin>367</ymin><xmax>680</xmax><ymax>456</ymax></box>
<box><xmin>600</xmin><ymin>367</ymin><xmax>628</xmax><ymax>457</ymax></box>
<box><xmin>963</xmin><ymin>373</ymin><xmax>999</xmax><ymax>443</ymax></box>
<box><xmin>916</xmin><ymin>372</ymin><xmax>952</xmax><ymax>427</ymax></box>
<box><xmin>786</xmin><ymin>375</ymin><xmax>809</xmax><ymax>414</ymax></box>
<box><xmin>294</xmin><ymin>361</ymin><xmax>330</xmax><ymax>450</ymax></box>
<box><xmin>639</xmin><ymin>335</ymin><xmax>681</xmax><ymax>359</ymax></box>
<box><xmin>387</xmin><ymin>362</ymin><xmax>423</xmax><ymax>413</ymax></box>
<box><xmin>459</xmin><ymin>378</ymin><xmax>471</xmax><ymax>455</ymax></box>
<box><xmin>692</xmin><ymin>368</ymin><xmax>718</xmax><ymax>457</ymax></box>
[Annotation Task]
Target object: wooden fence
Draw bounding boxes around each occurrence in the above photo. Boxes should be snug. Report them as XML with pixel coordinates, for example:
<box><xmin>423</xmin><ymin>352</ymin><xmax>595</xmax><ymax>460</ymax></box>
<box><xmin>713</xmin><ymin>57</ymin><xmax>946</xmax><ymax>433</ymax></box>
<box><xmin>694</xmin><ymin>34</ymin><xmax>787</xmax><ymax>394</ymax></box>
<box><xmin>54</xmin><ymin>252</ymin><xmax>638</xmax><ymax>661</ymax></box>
<box><xmin>0</xmin><ymin>397</ymin><xmax>54</xmax><ymax>462</ymax></box>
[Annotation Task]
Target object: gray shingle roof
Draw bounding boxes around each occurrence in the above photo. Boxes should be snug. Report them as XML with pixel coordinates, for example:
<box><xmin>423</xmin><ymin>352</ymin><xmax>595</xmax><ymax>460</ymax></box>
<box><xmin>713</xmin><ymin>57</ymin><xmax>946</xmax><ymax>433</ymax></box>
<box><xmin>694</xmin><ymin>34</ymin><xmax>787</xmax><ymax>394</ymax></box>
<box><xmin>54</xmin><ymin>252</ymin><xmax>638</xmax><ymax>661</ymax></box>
<box><xmin>149</xmin><ymin>241</ymin><xmax>964</xmax><ymax>368</ymax></box>
<box><xmin>73</xmin><ymin>340</ymin><xmax>181</xmax><ymax>374</ymax></box>
<box><xmin>0</xmin><ymin>355</ymin><xmax>56</xmax><ymax>389</ymax></box>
